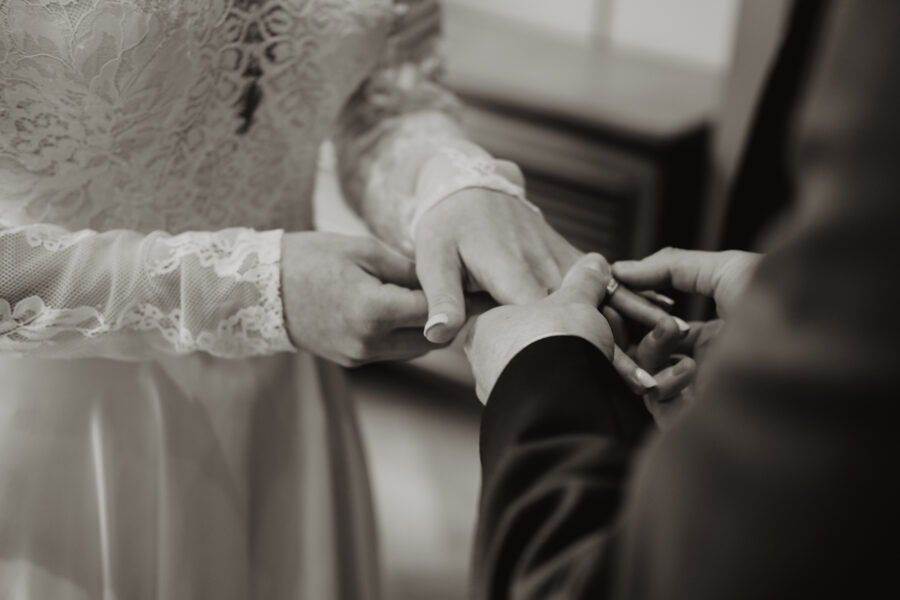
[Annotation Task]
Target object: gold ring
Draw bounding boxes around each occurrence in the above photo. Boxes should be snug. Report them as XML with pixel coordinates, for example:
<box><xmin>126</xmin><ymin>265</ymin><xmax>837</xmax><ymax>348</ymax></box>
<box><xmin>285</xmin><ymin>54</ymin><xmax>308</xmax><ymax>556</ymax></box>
<box><xmin>605</xmin><ymin>278</ymin><xmax>620</xmax><ymax>297</ymax></box>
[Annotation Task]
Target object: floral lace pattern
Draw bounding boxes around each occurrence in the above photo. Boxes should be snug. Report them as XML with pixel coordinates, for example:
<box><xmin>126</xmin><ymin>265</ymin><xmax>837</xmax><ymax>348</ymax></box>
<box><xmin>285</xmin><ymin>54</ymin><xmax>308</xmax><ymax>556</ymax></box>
<box><xmin>407</xmin><ymin>147</ymin><xmax>539</xmax><ymax>242</ymax></box>
<box><xmin>0</xmin><ymin>0</ymin><xmax>522</xmax><ymax>357</ymax></box>
<box><xmin>0</xmin><ymin>227</ymin><xmax>292</xmax><ymax>358</ymax></box>
<box><xmin>0</xmin><ymin>0</ymin><xmax>397</xmax><ymax>233</ymax></box>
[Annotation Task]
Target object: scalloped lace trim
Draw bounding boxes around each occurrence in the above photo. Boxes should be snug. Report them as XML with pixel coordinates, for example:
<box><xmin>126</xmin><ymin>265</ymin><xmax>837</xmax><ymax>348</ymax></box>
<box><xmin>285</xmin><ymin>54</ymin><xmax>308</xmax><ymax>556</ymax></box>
<box><xmin>407</xmin><ymin>148</ymin><xmax>540</xmax><ymax>241</ymax></box>
<box><xmin>0</xmin><ymin>230</ymin><xmax>293</xmax><ymax>357</ymax></box>
<box><xmin>139</xmin><ymin>229</ymin><xmax>293</xmax><ymax>356</ymax></box>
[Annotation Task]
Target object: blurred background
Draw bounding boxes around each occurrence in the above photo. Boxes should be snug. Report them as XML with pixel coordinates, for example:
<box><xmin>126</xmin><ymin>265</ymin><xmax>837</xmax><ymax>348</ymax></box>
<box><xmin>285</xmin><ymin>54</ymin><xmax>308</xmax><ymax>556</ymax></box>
<box><xmin>315</xmin><ymin>1</ymin><xmax>791</xmax><ymax>598</ymax></box>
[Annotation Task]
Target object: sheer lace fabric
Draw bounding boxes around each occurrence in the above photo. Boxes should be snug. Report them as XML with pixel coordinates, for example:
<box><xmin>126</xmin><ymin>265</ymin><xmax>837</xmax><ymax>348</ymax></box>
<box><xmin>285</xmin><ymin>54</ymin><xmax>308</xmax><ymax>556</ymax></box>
<box><xmin>407</xmin><ymin>147</ymin><xmax>538</xmax><ymax>242</ymax></box>
<box><xmin>1</xmin><ymin>0</ymin><xmax>523</xmax><ymax>358</ymax></box>
<box><xmin>0</xmin><ymin>225</ymin><xmax>290</xmax><ymax>358</ymax></box>
<box><xmin>1</xmin><ymin>2</ymin><xmax>528</xmax><ymax>597</ymax></box>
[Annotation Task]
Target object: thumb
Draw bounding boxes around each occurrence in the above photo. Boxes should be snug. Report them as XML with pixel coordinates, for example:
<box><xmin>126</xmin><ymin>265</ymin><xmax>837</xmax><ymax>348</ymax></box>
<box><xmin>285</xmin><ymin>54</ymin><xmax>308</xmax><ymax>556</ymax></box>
<box><xmin>494</xmin><ymin>160</ymin><xmax>525</xmax><ymax>187</ymax></box>
<box><xmin>416</xmin><ymin>241</ymin><xmax>467</xmax><ymax>344</ymax></box>
<box><xmin>555</xmin><ymin>253</ymin><xmax>611</xmax><ymax>305</ymax></box>
<box><xmin>357</xmin><ymin>238</ymin><xmax>419</xmax><ymax>288</ymax></box>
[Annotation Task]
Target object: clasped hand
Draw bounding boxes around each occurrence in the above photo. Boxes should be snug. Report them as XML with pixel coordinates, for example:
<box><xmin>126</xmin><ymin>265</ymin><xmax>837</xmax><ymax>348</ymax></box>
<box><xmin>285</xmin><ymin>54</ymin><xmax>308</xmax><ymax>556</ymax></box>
<box><xmin>280</xmin><ymin>193</ymin><xmax>758</xmax><ymax>431</ymax></box>
<box><xmin>412</xmin><ymin>187</ymin><xmax>698</xmax><ymax>395</ymax></box>
<box><xmin>280</xmin><ymin>184</ymin><xmax>585</xmax><ymax>368</ymax></box>
<box><xmin>466</xmin><ymin>248</ymin><xmax>760</xmax><ymax>427</ymax></box>
<box><xmin>281</xmin><ymin>232</ymin><xmax>439</xmax><ymax>366</ymax></box>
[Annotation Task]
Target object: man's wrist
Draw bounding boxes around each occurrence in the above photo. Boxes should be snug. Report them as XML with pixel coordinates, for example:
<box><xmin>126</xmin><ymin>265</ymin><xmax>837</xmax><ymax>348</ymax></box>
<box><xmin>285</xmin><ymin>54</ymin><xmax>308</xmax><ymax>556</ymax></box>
<box><xmin>469</xmin><ymin>329</ymin><xmax>613</xmax><ymax>404</ymax></box>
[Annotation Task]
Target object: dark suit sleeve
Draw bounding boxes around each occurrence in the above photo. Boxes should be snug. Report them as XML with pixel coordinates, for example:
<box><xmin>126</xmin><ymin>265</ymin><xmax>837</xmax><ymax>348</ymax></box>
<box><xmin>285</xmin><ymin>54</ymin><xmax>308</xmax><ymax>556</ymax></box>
<box><xmin>474</xmin><ymin>3</ymin><xmax>900</xmax><ymax>599</ymax></box>
<box><xmin>473</xmin><ymin>336</ymin><xmax>652</xmax><ymax>600</ymax></box>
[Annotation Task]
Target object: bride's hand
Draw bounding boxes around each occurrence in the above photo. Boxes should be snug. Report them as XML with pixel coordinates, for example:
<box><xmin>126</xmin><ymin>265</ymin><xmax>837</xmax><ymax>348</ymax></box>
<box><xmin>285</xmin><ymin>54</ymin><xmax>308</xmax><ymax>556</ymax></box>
<box><xmin>415</xmin><ymin>187</ymin><xmax>581</xmax><ymax>344</ymax></box>
<box><xmin>281</xmin><ymin>232</ymin><xmax>442</xmax><ymax>366</ymax></box>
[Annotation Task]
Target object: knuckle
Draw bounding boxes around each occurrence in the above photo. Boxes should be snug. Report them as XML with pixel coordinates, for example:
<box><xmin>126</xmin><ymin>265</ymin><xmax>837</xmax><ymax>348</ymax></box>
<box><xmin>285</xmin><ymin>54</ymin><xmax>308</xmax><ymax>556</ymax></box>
<box><xmin>581</xmin><ymin>252</ymin><xmax>611</xmax><ymax>275</ymax></box>
<box><xmin>656</xmin><ymin>246</ymin><xmax>676</xmax><ymax>259</ymax></box>
<box><xmin>507</xmin><ymin>163</ymin><xmax>524</xmax><ymax>184</ymax></box>
<box><xmin>335</xmin><ymin>354</ymin><xmax>359</xmax><ymax>368</ymax></box>
<box><xmin>349</xmin><ymin>302</ymin><xmax>382</xmax><ymax>335</ymax></box>
<box><xmin>355</xmin><ymin>236</ymin><xmax>380</xmax><ymax>259</ymax></box>
<box><xmin>344</xmin><ymin>357</ymin><xmax>365</xmax><ymax>368</ymax></box>
<box><xmin>678</xmin><ymin>356</ymin><xmax>698</xmax><ymax>375</ymax></box>
<box><xmin>344</xmin><ymin>328</ymin><xmax>375</xmax><ymax>361</ymax></box>
<box><xmin>358</xmin><ymin>311</ymin><xmax>382</xmax><ymax>336</ymax></box>
<box><xmin>345</xmin><ymin>338</ymin><xmax>371</xmax><ymax>363</ymax></box>
<box><xmin>496</xmin><ymin>159</ymin><xmax>525</xmax><ymax>185</ymax></box>
<box><xmin>657</xmin><ymin>316</ymin><xmax>680</xmax><ymax>338</ymax></box>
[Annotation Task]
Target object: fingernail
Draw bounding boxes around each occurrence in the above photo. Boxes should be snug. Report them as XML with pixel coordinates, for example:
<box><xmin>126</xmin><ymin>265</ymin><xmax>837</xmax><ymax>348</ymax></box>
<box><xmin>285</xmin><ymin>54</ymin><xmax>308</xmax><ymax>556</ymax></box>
<box><xmin>674</xmin><ymin>317</ymin><xmax>691</xmax><ymax>337</ymax></box>
<box><xmin>424</xmin><ymin>313</ymin><xmax>449</xmax><ymax>340</ymax></box>
<box><xmin>641</xmin><ymin>290</ymin><xmax>675</xmax><ymax>308</ymax></box>
<box><xmin>654</xmin><ymin>292</ymin><xmax>676</xmax><ymax>307</ymax></box>
<box><xmin>634</xmin><ymin>367</ymin><xmax>658</xmax><ymax>390</ymax></box>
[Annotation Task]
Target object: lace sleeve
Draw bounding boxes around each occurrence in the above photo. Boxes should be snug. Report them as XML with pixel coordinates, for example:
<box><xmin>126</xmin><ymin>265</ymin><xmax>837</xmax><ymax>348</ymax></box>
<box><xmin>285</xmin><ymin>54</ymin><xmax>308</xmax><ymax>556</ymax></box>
<box><xmin>333</xmin><ymin>0</ymin><xmax>526</xmax><ymax>253</ymax></box>
<box><xmin>0</xmin><ymin>224</ymin><xmax>294</xmax><ymax>359</ymax></box>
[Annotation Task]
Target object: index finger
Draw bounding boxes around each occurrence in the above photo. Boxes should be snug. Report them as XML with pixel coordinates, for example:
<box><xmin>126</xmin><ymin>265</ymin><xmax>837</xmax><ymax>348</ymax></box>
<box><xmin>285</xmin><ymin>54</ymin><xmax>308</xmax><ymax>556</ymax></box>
<box><xmin>372</xmin><ymin>284</ymin><xmax>430</xmax><ymax>329</ymax></box>
<box><xmin>554</xmin><ymin>253</ymin><xmax>611</xmax><ymax>305</ymax></box>
<box><xmin>612</xmin><ymin>248</ymin><xmax>728</xmax><ymax>297</ymax></box>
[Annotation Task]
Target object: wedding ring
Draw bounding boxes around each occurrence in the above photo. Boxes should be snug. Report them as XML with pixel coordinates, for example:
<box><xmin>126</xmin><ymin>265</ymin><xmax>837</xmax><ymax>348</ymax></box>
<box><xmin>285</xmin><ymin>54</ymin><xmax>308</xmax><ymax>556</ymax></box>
<box><xmin>605</xmin><ymin>277</ymin><xmax>620</xmax><ymax>297</ymax></box>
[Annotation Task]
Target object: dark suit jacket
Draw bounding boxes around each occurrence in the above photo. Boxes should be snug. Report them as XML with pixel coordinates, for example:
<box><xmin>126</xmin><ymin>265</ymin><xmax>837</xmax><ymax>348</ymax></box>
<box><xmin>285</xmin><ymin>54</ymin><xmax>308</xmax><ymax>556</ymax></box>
<box><xmin>721</xmin><ymin>0</ymin><xmax>831</xmax><ymax>250</ymax></box>
<box><xmin>473</xmin><ymin>2</ymin><xmax>900</xmax><ymax>598</ymax></box>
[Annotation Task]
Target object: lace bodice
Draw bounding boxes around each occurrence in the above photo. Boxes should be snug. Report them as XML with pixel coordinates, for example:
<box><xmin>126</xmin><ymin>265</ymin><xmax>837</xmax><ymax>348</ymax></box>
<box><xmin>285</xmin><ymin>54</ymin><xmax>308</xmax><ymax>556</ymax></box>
<box><xmin>0</xmin><ymin>0</ymin><xmax>523</xmax><ymax>358</ymax></box>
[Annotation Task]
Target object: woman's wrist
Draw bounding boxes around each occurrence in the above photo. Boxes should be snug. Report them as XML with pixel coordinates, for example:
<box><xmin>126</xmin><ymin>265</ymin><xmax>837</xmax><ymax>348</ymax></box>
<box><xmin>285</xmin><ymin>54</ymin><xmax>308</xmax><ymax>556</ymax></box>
<box><xmin>408</xmin><ymin>147</ymin><xmax>536</xmax><ymax>244</ymax></box>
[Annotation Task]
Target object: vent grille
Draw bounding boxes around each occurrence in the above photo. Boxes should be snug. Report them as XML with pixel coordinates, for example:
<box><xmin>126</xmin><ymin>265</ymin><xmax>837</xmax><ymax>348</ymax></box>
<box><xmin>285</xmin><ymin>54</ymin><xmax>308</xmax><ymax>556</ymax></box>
<box><xmin>460</xmin><ymin>102</ymin><xmax>661</xmax><ymax>260</ymax></box>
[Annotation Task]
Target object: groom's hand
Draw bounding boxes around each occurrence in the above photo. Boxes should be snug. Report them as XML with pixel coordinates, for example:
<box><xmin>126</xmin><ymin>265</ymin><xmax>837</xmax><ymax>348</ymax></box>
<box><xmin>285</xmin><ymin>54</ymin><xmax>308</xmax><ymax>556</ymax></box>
<box><xmin>464</xmin><ymin>253</ymin><xmax>616</xmax><ymax>402</ymax></box>
<box><xmin>610</xmin><ymin>248</ymin><xmax>761</xmax><ymax>427</ymax></box>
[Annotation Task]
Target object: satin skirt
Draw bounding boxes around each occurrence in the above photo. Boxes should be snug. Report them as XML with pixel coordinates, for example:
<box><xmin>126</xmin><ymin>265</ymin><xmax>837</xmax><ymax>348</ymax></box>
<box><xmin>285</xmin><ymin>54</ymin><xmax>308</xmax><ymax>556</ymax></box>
<box><xmin>0</xmin><ymin>351</ymin><xmax>379</xmax><ymax>600</ymax></box>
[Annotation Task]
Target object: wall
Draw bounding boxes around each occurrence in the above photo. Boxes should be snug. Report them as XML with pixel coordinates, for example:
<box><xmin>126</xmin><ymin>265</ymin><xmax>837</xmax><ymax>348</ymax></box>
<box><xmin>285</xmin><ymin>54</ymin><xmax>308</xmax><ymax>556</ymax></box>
<box><xmin>609</xmin><ymin>0</ymin><xmax>741</xmax><ymax>71</ymax></box>
<box><xmin>445</xmin><ymin>0</ymin><xmax>598</xmax><ymax>42</ymax></box>
<box><xmin>443</xmin><ymin>0</ymin><xmax>741</xmax><ymax>72</ymax></box>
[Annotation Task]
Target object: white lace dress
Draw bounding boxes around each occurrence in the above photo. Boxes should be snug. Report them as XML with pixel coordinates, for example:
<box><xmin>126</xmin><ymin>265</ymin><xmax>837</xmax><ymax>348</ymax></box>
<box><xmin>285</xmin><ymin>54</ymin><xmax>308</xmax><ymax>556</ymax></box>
<box><xmin>0</xmin><ymin>1</ymin><xmax>522</xmax><ymax>597</ymax></box>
